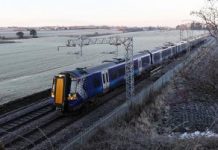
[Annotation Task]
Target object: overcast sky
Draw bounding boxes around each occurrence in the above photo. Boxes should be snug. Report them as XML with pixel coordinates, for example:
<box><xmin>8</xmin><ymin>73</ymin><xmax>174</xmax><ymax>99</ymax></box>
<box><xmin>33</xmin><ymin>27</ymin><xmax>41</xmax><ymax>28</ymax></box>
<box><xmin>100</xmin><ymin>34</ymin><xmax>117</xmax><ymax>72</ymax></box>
<box><xmin>0</xmin><ymin>0</ymin><xmax>206</xmax><ymax>27</ymax></box>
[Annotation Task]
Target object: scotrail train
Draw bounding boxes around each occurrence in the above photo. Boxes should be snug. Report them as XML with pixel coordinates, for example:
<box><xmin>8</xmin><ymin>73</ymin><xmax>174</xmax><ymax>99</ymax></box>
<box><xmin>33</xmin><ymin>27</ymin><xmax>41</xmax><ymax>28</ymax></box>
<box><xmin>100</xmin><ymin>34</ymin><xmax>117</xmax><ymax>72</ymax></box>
<box><xmin>50</xmin><ymin>36</ymin><xmax>207</xmax><ymax>112</ymax></box>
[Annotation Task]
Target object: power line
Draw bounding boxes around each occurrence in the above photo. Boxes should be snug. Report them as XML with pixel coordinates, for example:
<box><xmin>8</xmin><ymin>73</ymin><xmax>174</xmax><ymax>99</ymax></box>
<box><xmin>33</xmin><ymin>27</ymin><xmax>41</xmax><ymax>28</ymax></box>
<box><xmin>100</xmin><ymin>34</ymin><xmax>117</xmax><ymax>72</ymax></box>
<box><xmin>58</xmin><ymin>36</ymin><xmax>135</xmax><ymax>100</ymax></box>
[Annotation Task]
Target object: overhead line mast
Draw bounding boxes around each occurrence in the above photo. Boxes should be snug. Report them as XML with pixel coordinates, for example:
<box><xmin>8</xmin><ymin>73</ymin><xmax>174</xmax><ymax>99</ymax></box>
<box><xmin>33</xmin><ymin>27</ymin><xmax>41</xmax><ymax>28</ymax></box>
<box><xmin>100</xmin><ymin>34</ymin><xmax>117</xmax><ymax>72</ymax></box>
<box><xmin>58</xmin><ymin>36</ymin><xmax>135</xmax><ymax>100</ymax></box>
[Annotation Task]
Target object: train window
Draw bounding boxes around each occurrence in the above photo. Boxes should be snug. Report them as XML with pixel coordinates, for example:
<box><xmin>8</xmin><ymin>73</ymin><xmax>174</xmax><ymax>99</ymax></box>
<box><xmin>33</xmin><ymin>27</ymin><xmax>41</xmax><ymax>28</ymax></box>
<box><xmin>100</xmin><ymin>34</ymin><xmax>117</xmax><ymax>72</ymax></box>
<box><xmin>70</xmin><ymin>80</ymin><xmax>77</xmax><ymax>93</ymax></box>
<box><xmin>108</xmin><ymin>65</ymin><xmax>124</xmax><ymax>81</ymax></box>
<box><xmin>172</xmin><ymin>47</ymin><xmax>176</xmax><ymax>53</ymax></box>
<box><xmin>134</xmin><ymin>60</ymin><xmax>138</xmax><ymax>69</ymax></box>
<box><xmin>118</xmin><ymin>66</ymin><xmax>125</xmax><ymax>77</ymax></box>
<box><xmin>162</xmin><ymin>49</ymin><xmax>171</xmax><ymax>58</ymax></box>
<box><xmin>93</xmin><ymin>77</ymin><xmax>100</xmax><ymax>88</ymax></box>
<box><xmin>109</xmin><ymin>70</ymin><xmax>116</xmax><ymax>80</ymax></box>
<box><xmin>154</xmin><ymin>53</ymin><xmax>160</xmax><ymax>62</ymax></box>
<box><xmin>120</xmin><ymin>67</ymin><xmax>125</xmax><ymax>76</ymax></box>
<box><xmin>142</xmin><ymin>56</ymin><xmax>150</xmax><ymax>67</ymax></box>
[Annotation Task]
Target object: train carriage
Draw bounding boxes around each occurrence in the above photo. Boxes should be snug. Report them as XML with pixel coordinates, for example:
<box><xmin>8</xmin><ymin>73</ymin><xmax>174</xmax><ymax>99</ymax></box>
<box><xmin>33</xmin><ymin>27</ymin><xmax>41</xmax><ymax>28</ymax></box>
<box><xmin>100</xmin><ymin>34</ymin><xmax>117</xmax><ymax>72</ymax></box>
<box><xmin>151</xmin><ymin>49</ymin><xmax>162</xmax><ymax>65</ymax></box>
<box><xmin>50</xmin><ymin>36</ymin><xmax>208</xmax><ymax>112</ymax></box>
<box><xmin>162</xmin><ymin>47</ymin><xmax>173</xmax><ymax>60</ymax></box>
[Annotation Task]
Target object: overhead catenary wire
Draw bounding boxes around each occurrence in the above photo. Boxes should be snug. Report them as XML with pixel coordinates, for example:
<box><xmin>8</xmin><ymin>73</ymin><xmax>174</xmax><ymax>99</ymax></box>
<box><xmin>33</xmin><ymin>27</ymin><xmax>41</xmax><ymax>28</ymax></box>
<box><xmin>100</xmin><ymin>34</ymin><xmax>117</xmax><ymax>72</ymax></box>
<box><xmin>58</xmin><ymin>36</ymin><xmax>135</xmax><ymax>101</ymax></box>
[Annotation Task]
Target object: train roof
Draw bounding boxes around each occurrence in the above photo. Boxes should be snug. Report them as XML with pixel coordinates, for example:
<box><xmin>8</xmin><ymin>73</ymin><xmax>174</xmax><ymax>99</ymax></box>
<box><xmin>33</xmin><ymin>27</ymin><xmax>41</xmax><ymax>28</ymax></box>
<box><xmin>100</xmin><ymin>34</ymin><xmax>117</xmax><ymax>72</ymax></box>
<box><xmin>84</xmin><ymin>52</ymin><xmax>151</xmax><ymax>74</ymax></box>
<box><xmin>66</xmin><ymin>51</ymin><xmax>151</xmax><ymax>78</ymax></box>
<box><xmin>63</xmin><ymin>36</ymin><xmax>206</xmax><ymax>79</ymax></box>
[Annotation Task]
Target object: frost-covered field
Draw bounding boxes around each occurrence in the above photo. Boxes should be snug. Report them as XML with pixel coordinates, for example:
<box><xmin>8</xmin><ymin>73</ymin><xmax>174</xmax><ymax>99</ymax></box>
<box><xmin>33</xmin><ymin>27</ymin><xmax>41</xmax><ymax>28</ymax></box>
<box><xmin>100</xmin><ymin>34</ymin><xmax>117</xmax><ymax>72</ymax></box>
<box><xmin>0</xmin><ymin>29</ymin><xmax>204</xmax><ymax>105</ymax></box>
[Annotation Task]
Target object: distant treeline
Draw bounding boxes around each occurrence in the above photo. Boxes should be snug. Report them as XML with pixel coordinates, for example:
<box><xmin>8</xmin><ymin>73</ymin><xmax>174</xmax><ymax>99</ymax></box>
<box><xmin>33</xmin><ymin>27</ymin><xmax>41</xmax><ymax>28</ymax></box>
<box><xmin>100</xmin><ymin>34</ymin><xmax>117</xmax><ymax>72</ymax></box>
<box><xmin>1</xmin><ymin>25</ymin><xmax>174</xmax><ymax>32</ymax></box>
<box><xmin>118</xmin><ymin>26</ymin><xmax>173</xmax><ymax>33</ymax></box>
<box><xmin>176</xmin><ymin>22</ymin><xmax>206</xmax><ymax>30</ymax></box>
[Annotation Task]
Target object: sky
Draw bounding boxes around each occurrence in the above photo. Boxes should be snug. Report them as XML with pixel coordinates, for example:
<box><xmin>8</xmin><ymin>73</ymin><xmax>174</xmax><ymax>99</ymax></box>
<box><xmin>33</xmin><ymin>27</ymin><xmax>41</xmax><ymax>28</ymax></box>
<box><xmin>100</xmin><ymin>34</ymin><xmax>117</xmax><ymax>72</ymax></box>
<box><xmin>0</xmin><ymin>0</ymin><xmax>206</xmax><ymax>27</ymax></box>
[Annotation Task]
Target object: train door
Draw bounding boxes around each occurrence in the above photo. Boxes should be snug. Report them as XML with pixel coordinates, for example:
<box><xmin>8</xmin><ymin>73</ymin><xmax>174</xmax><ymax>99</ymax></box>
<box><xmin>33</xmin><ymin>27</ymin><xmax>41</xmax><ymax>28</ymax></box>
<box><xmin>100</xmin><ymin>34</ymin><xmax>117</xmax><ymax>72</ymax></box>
<box><xmin>102</xmin><ymin>70</ymin><xmax>110</xmax><ymax>93</ymax></box>
<box><xmin>138</xmin><ymin>58</ymin><xmax>142</xmax><ymax>75</ymax></box>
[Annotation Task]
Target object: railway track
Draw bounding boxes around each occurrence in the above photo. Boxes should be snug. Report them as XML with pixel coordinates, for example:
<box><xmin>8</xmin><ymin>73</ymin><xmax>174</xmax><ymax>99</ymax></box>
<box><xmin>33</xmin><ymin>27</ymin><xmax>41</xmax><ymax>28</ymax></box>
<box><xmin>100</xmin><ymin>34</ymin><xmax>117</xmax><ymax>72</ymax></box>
<box><xmin>4</xmin><ymin>115</ymin><xmax>74</xmax><ymax>149</ymax></box>
<box><xmin>31</xmin><ymin>62</ymin><xmax>174</xmax><ymax>150</ymax></box>
<box><xmin>0</xmin><ymin>56</ymin><xmax>183</xmax><ymax>150</ymax></box>
<box><xmin>0</xmin><ymin>100</ymin><xmax>53</xmax><ymax>134</ymax></box>
<box><xmin>0</xmin><ymin>105</ymin><xmax>53</xmax><ymax>137</ymax></box>
<box><xmin>0</xmin><ymin>79</ymin><xmax>128</xmax><ymax>149</ymax></box>
<box><xmin>0</xmin><ymin>100</ymin><xmax>55</xmax><ymax>147</ymax></box>
<box><xmin>1</xmin><ymin>66</ymin><xmax>154</xmax><ymax>149</ymax></box>
<box><xmin>0</xmin><ymin>41</ymin><xmax>211</xmax><ymax>150</ymax></box>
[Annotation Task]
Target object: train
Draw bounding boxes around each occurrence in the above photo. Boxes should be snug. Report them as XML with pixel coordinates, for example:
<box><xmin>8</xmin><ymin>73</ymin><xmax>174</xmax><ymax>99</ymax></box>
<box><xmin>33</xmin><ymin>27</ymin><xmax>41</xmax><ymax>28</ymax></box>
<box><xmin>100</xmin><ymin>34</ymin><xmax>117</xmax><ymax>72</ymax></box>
<box><xmin>50</xmin><ymin>36</ymin><xmax>208</xmax><ymax>112</ymax></box>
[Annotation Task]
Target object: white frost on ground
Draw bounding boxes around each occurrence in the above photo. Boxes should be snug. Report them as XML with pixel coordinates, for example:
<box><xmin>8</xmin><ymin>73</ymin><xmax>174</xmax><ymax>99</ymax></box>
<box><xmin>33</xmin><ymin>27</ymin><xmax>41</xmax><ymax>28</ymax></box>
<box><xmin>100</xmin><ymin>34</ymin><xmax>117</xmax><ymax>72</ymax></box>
<box><xmin>180</xmin><ymin>131</ymin><xmax>218</xmax><ymax>139</ymax></box>
<box><xmin>0</xmin><ymin>29</ymin><xmax>205</xmax><ymax>105</ymax></box>
<box><xmin>169</xmin><ymin>131</ymin><xmax>218</xmax><ymax>139</ymax></box>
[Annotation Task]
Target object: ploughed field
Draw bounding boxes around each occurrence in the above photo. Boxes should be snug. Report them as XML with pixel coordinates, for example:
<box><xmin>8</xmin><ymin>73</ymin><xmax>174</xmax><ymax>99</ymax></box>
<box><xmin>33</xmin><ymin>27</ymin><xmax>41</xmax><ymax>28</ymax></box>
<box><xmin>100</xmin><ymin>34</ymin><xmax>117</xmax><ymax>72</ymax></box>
<box><xmin>0</xmin><ymin>29</ymin><xmax>204</xmax><ymax>105</ymax></box>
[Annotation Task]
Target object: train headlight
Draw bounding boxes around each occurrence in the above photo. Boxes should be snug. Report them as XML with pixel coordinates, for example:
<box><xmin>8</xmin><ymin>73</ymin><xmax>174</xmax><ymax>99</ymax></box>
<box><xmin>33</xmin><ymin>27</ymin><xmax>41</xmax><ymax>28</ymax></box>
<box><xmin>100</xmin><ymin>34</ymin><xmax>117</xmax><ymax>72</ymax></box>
<box><xmin>68</xmin><ymin>93</ymin><xmax>77</xmax><ymax>100</ymax></box>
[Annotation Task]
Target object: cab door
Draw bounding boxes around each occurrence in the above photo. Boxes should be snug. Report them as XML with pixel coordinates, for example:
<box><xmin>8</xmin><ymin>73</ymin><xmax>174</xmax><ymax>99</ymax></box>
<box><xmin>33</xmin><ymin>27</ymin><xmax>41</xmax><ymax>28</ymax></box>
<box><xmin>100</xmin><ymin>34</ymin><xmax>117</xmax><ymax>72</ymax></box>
<box><xmin>102</xmin><ymin>70</ymin><xmax>110</xmax><ymax>93</ymax></box>
<box><xmin>54</xmin><ymin>75</ymin><xmax>65</xmax><ymax>107</ymax></box>
<box><xmin>54</xmin><ymin>74</ymin><xmax>71</xmax><ymax>111</ymax></box>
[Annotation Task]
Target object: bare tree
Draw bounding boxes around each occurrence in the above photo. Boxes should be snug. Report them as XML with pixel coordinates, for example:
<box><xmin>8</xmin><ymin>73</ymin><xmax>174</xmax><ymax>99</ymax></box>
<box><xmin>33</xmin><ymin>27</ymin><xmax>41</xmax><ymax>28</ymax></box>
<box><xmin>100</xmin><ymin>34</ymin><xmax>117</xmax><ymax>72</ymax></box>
<box><xmin>16</xmin><ymin>31</ymin><xmax>24</xmax><ymax>39</ymax></box>
<box><xmin>30</xmin><ymin>29</ymin><xmax>37</xmax><ymax>38</ymax></box>
<box><xmin>191</xmin><ymin>0</ymin><xmax>218</xmax><ymax>41</ymax></box>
